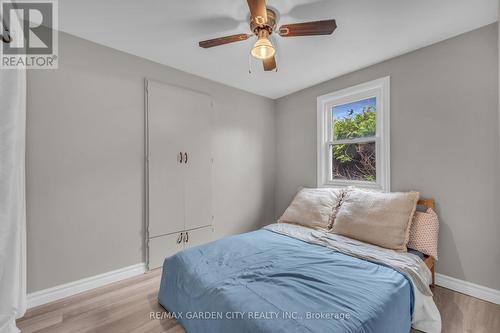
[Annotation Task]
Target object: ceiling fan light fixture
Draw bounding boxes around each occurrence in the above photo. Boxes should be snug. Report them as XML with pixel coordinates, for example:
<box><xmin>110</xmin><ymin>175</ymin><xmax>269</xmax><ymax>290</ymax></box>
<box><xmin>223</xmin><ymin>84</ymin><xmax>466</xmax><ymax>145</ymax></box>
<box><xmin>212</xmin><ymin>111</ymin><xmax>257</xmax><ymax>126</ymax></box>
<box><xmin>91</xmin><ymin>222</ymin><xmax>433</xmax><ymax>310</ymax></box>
<box><xmin>251</xmin><ymin>30</ymin><xmax>275</xmax><ymax>60</ymax></box>
<box><xmin>198</xmin><ymin>0</ymin><xmax>337</xmax><ymax>72</ymax></box>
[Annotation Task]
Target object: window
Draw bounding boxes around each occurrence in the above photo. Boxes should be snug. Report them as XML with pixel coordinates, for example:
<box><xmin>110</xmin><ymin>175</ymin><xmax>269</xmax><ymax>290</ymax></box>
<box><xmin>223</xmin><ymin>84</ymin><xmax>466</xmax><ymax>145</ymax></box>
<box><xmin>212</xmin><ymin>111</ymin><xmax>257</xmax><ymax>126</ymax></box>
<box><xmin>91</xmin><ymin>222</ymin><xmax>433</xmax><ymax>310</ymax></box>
<box><xmin>317</xmin><ymin>77</ymin><xmax>390</xmax><ymax>191</ymax></box>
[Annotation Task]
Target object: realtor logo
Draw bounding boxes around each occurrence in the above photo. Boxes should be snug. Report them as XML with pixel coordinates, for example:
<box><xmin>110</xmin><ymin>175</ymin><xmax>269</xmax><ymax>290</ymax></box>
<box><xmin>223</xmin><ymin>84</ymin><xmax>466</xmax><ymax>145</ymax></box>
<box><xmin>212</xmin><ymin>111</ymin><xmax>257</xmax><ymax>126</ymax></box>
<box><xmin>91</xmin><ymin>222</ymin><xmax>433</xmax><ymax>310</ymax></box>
<box><xmin>1</xmin><ymin>0</ymin><xmax>58</xmax><ymax>69</ymax></box>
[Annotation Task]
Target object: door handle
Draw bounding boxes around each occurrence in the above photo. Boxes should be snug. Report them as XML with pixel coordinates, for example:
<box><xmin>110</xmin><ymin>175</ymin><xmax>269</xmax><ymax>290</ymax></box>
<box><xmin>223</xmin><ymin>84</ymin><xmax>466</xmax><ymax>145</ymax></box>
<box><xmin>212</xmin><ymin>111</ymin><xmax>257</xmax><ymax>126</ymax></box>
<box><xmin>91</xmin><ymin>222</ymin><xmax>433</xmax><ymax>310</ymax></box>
<box><xmin>179</xmin><ymin>152</ymin><xmax>183</xmax><ymax>163</ymax></box>
<box><xmin>177</xmin><ymin>232</ymin><xmax>184</xmax><ymax>244</ymax></box>
<box><xmin>184</xmin><ymin>152</ymin><xmax>188</xmax><ymax>164</ymax></box>
<box><xmin>1</xmin><ymin>29</ymin><xmax>12</xmax><ymax>43</ymax></box>
<box><xmin>184</xmin><ymin>231</ymin><xmax>189</xmax><ymax>243</ymax></box>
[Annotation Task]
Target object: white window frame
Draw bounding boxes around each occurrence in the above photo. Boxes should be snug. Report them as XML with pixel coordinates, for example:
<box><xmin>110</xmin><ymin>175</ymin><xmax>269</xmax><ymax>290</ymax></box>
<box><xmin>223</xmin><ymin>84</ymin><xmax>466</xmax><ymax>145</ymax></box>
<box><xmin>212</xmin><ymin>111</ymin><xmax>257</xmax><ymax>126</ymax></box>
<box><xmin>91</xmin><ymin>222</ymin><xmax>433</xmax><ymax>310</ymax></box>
<box><xmin>317</xmin><ymin>77</ymin><xmax>390</xmax><ymax>191</ymax></box>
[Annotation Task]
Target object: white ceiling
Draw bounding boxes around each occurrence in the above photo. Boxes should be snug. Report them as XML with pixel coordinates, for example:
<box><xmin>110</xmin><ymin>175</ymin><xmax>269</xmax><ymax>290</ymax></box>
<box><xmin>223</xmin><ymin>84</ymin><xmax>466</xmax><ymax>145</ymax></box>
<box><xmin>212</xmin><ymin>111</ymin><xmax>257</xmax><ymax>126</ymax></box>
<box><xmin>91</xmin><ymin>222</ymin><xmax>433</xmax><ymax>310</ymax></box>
<box><xmin>59</xmin><ymin>0</ymin><xmax>498</xmax><ymax>99</ymax></box>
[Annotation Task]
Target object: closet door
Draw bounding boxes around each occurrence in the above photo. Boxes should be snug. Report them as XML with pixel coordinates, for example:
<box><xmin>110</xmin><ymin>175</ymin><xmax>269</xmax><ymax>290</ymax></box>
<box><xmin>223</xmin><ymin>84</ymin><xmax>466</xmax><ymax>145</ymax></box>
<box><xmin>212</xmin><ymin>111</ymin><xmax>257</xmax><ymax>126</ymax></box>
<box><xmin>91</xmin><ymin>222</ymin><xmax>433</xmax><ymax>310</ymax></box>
<box><xmin>147</xmin><ymin>80</ymin><xmax>214</xmax><ymax>270</ymax></box>
<box><xmin>184</xmin><ymin>226</ymin><xmax>214</xmax><ymax>249</ymax></box>
<box><xmin>148</xmin><ymin>81</ymin><xmax>190</xmax><ymax>237</ymax></box>
<box><xmin>149</xmin><ymin>233</ymin><xmax>184</xmax><ymax>269</ymax></box>
<box><xmin>183</xmin><ymin>95</ymin><xmax>214</xmax><ymax>230</ymax></box>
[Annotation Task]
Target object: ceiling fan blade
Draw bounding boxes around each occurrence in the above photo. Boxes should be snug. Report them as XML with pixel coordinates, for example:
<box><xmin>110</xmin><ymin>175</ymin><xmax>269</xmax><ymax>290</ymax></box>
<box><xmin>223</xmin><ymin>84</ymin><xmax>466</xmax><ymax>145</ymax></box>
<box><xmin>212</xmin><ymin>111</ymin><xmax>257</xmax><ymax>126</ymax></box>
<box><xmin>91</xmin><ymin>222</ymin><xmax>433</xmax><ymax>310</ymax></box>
<box><xmin>263</xmin><ymin>56</ymin><xmax>276</xmax><ymax>71</ymax></box>
<box><xmin>279</xmin><ymin>19</ymin><xmax>337</xmax><ymax>37</ymax></box>
<box><xmin>247</xmin><ymin>0</ymin><xmax>268</xmax><ymax>26</ymax></box>
<box><xmin>199</xmin><ymin>33</ymin><xmax>251</xmax><ymax>48</ymax></box>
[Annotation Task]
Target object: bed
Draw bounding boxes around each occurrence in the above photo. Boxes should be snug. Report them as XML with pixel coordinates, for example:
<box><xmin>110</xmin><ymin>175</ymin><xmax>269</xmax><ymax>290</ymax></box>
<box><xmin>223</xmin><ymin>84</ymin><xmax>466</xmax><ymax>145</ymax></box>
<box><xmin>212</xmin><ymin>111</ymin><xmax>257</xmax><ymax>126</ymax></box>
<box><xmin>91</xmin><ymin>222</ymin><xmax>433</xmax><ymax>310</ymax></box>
<box><xmin>158</xmin><ymin>199</ymin><xmax>441</xmax><ymax>333</ymax></box>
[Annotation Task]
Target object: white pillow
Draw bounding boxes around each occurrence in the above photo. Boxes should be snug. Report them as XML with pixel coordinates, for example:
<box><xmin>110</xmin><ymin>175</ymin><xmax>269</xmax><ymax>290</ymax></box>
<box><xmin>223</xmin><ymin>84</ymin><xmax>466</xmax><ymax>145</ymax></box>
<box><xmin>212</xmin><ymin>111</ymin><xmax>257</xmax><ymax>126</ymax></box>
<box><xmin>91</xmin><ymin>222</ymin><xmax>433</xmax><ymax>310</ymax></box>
<box><xmin>279</xmin><ymin>187</ymin><xmax>344</xmax><ymax>229</ymax></box>
<box><xmin>331</xmin><ymin>188</ymin><xmax>419</xmax><ymax>251</ymax></box>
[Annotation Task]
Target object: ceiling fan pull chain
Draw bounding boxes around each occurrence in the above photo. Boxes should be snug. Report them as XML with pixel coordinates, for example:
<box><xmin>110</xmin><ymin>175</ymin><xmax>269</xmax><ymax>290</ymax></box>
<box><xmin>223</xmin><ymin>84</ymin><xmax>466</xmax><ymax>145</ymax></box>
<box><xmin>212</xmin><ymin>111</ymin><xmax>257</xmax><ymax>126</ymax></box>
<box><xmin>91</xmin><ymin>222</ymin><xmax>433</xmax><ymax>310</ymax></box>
<box><xmin>248</xmin><ymin>53</ymin><xmax>252</xmax><ymax>74</ymax></box>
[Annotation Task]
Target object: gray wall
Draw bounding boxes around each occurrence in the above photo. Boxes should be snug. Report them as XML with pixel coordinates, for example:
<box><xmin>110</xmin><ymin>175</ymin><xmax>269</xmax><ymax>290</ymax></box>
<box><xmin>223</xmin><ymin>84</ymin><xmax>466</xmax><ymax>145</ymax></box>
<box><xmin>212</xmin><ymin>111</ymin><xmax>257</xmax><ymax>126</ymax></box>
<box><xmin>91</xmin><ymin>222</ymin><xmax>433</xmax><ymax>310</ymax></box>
<box><xmin>26</xmin><ymin>32</ymin><xmax>276</xmax><ymax>292</ymax></box>
<box><xmin>27</xmin><ymin>23</ymin><xmax>499</xmax><ymax>293</ymax></box>
<box><xmin>275</xmin><ymin>24</ymin><xmax>500</xmax><ymax>290</ymax></box>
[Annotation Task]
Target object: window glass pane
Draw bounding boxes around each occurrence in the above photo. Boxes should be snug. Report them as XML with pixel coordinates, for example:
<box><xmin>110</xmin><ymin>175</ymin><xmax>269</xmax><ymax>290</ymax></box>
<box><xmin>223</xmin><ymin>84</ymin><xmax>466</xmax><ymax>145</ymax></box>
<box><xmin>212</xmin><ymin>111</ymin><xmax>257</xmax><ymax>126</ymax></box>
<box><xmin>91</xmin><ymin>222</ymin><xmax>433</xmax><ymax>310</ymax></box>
<box><xmin>332</xmin><ymin>97</ymin><xmax>376</xmax><ymax>140</ymax></box>
<box><xmin>332</xmin><ymin>142</ymin><xmax>376</xmax><ymax>181</ymax></box>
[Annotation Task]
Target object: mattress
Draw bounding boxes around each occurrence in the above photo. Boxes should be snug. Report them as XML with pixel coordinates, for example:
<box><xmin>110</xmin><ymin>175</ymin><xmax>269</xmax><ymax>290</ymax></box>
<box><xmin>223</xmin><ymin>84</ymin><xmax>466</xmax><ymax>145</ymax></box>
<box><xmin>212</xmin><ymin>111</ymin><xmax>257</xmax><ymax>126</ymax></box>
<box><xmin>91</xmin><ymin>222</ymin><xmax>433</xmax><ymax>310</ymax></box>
<box><xmin>408</xmin><ymin>248</ymin><xmax>426</xmax><ymax>260</ymax></box>
<box><xmin>158</xmin><ymin>229</ymin><xmax>414</xmax><ymax>333</ymax></box>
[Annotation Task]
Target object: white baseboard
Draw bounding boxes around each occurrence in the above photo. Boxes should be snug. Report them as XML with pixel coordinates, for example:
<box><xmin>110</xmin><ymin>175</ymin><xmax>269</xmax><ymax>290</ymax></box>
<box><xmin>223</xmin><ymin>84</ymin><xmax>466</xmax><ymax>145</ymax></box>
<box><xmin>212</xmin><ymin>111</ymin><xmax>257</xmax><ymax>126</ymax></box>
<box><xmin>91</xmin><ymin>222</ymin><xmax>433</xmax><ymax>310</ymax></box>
<box><xmin>435</xmin><ymin>273</ymin><xmax>500</xmax><ymax>305</ymax></box>
<box><xmin>27</xmin><ymin>263</ymin><xmax>146</xmax><ymax>309</ymax></box>
<box><xmin>25</xmin><ymin>264</ymin><xmax>499</xmax><ymax>309</ymax></box>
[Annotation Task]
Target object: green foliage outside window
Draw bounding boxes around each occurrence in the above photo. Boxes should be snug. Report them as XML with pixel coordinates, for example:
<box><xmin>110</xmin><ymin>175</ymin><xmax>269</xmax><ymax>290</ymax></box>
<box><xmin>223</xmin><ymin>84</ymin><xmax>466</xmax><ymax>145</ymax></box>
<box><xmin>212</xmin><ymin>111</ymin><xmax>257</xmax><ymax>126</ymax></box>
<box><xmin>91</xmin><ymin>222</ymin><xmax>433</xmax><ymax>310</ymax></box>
<box><xmin>332</xmin><ymin>106</ymin><xmax>376</xmax><ymax>181</ymax></box>
<box><xmin>333</xmin><ymin>106</ymin><xmax>376</xmax><ymax>140</ymax></box>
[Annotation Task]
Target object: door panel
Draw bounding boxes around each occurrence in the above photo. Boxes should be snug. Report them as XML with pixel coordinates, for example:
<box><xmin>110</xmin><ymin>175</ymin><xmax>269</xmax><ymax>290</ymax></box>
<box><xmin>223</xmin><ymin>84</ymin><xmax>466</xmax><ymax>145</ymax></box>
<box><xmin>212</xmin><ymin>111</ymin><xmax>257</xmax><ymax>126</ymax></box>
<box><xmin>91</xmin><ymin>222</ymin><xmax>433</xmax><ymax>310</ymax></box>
<box><xmin>184</xmin><ymin>96</ymin><xmax>214</xmax><ymax>230</ymax></box>
<box><xmin>184</xmin><ymin>226</ymin><xmax>214</xmax><ymax>249</ymax></box>
<box><xmin>148</xmin><ymin>81</ymin><xmax>189</xmax><ymax>236</ymax></box>
<box><xmin>148</xmin><ymin>233</ymin><xmax>184</xmax><ymax>269</ymax></box>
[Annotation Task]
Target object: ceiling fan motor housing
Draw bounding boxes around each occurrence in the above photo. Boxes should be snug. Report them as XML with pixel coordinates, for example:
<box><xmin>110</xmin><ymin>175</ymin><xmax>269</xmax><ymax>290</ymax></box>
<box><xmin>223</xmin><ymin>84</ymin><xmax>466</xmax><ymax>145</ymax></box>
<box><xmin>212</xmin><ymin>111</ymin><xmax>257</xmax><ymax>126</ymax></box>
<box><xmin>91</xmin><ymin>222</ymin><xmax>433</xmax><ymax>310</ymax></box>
<box><xmin>250</xmin><ymin>8</ymin><xmax>277</xmax><ymax>35</ymax></box>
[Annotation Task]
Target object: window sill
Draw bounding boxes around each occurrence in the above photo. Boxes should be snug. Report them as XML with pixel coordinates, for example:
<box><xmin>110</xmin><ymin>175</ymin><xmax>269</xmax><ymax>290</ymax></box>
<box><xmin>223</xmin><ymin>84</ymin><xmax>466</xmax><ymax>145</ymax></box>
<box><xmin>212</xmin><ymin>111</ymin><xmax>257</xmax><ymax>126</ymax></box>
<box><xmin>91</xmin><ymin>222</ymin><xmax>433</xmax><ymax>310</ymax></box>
<box><xmin>318</xmin><ymin>180</ymin><xmax>386</xmax><ymax>192</ymax></box>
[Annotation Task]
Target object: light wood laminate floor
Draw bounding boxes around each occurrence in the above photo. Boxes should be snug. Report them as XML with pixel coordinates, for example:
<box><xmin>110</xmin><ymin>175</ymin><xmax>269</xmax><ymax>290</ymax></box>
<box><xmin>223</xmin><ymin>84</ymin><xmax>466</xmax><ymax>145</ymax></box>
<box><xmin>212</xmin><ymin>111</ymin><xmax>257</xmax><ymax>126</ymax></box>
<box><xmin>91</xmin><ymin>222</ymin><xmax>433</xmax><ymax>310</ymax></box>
<box><xmin>18</xmin><ymin>269</ymin><xmax>500</xmax><ymax>333</ymax></box>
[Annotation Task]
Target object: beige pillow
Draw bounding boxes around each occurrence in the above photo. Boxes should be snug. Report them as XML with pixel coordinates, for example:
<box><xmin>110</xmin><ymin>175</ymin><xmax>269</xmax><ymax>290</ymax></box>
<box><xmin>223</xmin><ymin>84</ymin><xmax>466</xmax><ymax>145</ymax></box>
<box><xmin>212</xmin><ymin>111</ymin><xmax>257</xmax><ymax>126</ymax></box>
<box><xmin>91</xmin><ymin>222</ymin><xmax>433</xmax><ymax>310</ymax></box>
<box><xmin>331</xmin><ymin>188</ymin><xmax>419</xmax><ymax>251</ymax></box>
<box><xmin>279</xmin><ymin>188</ymin><xmax>344</xmax><ymax>229</ymax></box>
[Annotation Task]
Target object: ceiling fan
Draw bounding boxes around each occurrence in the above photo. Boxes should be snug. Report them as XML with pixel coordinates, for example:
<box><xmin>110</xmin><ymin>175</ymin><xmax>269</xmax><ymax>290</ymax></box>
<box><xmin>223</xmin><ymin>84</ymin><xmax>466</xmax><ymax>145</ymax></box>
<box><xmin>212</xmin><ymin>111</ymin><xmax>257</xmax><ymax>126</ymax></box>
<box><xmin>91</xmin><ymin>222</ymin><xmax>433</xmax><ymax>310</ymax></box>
<box><xmin>198</xmin><ymin>0</ymin><xmax>337</xmax><ymax>72</ymax></box>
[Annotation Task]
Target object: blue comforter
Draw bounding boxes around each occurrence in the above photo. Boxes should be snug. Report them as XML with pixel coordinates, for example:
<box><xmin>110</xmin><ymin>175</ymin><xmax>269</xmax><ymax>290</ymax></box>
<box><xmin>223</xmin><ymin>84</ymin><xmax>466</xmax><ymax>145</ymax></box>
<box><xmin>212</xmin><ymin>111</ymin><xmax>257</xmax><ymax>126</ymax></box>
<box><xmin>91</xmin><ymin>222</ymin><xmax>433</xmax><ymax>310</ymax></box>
<box><xmin>158</xmin><ymin>229</ymin><xmax>413</xmax><ymax>333</ymax></box>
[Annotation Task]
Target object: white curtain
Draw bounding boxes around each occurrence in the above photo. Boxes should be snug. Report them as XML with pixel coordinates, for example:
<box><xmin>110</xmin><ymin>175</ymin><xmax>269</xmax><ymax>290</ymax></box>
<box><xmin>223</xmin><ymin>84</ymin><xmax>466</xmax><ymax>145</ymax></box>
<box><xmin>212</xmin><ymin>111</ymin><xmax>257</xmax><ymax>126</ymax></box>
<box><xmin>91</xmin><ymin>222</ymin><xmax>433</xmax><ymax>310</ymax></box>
<box><xmin>0</xmin><ymin>55</ymin><xmax>27</xmax><ymax>332</ymax></box>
